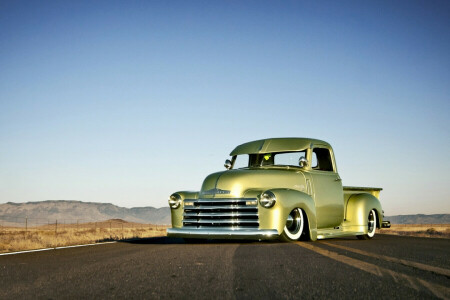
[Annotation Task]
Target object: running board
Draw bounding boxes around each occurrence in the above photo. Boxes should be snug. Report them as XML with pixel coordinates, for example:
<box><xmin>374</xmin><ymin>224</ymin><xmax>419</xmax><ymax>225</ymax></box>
<box><xmin>316</xmin><ymin>228</ymin><xmax>365</xmax><ymax>240</ymax></box>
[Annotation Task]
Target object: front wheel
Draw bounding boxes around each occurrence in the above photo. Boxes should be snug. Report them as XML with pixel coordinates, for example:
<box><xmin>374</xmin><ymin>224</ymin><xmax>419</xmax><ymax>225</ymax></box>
<box><xmin>279</xmin><ymin>208</ymin><xmax>305</xmax><ymax>242</ymax></box>
<box><xmin>357</xmin><ymin>209</ymin><xmax>377</xmax><ymax>240</ymax></box>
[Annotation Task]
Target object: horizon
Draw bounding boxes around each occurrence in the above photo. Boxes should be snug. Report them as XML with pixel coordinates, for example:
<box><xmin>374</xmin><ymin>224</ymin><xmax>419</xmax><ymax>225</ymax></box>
<box><xmin>1</xmin><ymin>1</ymin><xmax>449</xmax><ymax>215</ymax></box>
<box><xmin>1</xmin><ymin>199</ymin><xmax>449</xmax><ymax>217</ymax></box>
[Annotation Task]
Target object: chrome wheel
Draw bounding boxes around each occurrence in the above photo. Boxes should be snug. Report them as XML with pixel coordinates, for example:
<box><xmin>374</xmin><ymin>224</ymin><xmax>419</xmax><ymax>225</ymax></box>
<box><xmin>367</xmin><ymin>209</ymin><xmax>376</xmax><ymax>238</ymax></box>
<box><xmin>283</xmin><ymin>208</ymin><xmax>304</xmax><ymax>241</ymax></box>
<box><xmin>357</xmin><ymin>209</ymin><xmax>377</xmax><ymax>240</ymax></box>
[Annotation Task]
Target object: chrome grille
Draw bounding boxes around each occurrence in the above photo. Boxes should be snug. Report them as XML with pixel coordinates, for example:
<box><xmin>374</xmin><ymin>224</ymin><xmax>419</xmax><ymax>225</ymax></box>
<box><xmin>183</xmin><ymin>198</ymin><xmax>259</xmax><ymax>229</ymax></box>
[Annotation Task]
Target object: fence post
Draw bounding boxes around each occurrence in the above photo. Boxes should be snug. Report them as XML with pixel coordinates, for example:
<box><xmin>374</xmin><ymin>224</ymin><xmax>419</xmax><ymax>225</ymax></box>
<box><xmin>55</xmin><ymin>219</ymin><xmax>58</xmax><ymax>234</ymax></box>
<box><xmin>25</xmin><ymin>217</ymin><xmax>28</xmax><ymax>233</ymax></box>
<box><xmin>121</xmin><ymin>223</ymin><xmax>124</xmax><ymax>239</ymax></box>
<box><xmin>110</xmin><ymin>222</ymin><xmax>112</xmax><ymax>237</ymax></box>
<box><xmin>77</xmin><ymin>220</ymin><xmax>79</xmax><ymax>232</ymax></box>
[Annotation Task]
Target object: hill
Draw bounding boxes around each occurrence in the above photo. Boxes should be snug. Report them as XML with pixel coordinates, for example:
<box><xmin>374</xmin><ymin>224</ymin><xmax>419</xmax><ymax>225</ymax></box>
<box><xmin>0</xmin><ymin>200</ymin><xmax>170</xmax><ymax>224</ymax></box>
<box><xmin>384</xmin><ymin>214</ymin><xmax>450</xmax><ymax>224</ymax></box>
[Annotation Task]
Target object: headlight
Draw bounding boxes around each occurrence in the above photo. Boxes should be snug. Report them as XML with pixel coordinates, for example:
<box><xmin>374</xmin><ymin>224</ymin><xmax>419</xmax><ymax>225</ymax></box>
<box><xmin>168</xmin><ymin>193</ymin><xmax>182</xmax><ymax>209</ymax></box>
<box><xmin>259</xmin><ymin>191</ymin><xmax>276</xmax><ymax>208</ymax></box>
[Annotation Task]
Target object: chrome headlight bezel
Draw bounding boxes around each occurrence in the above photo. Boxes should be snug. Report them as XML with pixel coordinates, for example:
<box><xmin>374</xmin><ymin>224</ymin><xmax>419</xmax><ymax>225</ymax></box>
<box><xmin>259</xmin><ymin>190</ymin><xmax>276</xmax><ymax>208</ymax></box>
<box><xmin>168</xmin><ymin>193</ymin><xmax>182</xmax><ymax>209</ymax></box>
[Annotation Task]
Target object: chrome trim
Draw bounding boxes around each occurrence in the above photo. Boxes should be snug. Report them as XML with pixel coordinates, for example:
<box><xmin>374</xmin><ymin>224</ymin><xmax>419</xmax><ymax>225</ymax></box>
<box><xmin>187</xmin><ymin>198</ymin><xmax>256</xmax><ymax>203</ymax></box>
<box><xmin>183</xmin><ymin>212</ymin><xmax>257</xmax><ymax>217</ymax></box>
<box><xmin>185</xmin><ymin>205</ymin><xmax>256</xmax><ymax>210</ymax></box>
<box><xmin>259</xmin><ymin>191</ymin><xmax>276</xmax><ymax>208</ymax></box>
<box><xmin>382</xmin><ymin>221</ymin><xmax>391</xmax><ymax>228</ymax></box>
<box><xmin>224</xmin><ymin>159</ymin><xmax>232</xmax><ymax>170</ymax></box>
<box><xmin>299</xmin><ymin>156</ymin><xmax>308</xmax><ymax>168</ymax></box>
<box><xmin>201</xmin><ymin>188</ymin><xmax>231</xmax><ymax>196</ymax></box>
<box><xmin>183</xmin><ymin>197</ymin><xmax>259</xmax><ymax>228</ymax></box>
<box><xmin>167</xmin><ymin>228</ymin><xmax>279</xmax><ymax>240</ymax></box>
<box><xmin>168</xmin><ymin>193</ymin><xmax>182</xmax><ymax>209</ymax></box>
<box><xmin>184</xmin><ymin>219</ymin><xmax>259</xmax><ymax>224</ymax></box>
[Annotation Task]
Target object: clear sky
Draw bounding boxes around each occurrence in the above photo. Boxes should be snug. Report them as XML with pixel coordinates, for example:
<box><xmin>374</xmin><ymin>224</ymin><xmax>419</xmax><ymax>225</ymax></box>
<box><xmin>1</xmin><ymin>1</ymin><xmax>449</xmax><ymax>215</ymax></box>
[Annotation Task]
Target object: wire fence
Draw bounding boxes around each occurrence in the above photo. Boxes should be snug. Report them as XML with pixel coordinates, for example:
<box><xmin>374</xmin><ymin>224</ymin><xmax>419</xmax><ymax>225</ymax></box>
<box><xmin>0</xmin><ymin>216</ymin><xmax>171</xmax><ymax>253</ymax></box>
<box><xmin>0</xmin><ymin>216</ymin><xmax>170</xmax><ymax>235</ymax></box>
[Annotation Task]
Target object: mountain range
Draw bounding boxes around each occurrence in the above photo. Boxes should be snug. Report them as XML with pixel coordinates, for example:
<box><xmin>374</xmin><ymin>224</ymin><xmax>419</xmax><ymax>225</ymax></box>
<box><xmin>0</xmin><ymin>200</ymin><xmax>448</xmax><ymax>225</ymax></box>
<box><xmin>384</xmin><ymin>214</ymin><xmax>450</xmax><ymax>224</ymax></box>
<box><xmin>0</xmin><ymin>200</ymin><xmax>170</xmax><ymax>224</ymax></box>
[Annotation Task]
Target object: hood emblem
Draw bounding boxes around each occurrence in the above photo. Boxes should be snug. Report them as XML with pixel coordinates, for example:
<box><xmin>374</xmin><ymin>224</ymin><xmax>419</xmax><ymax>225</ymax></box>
<box><xmin>202</xmin><ymin>188</ymin><xmax>231</xmax><ymax>195</ymax></box>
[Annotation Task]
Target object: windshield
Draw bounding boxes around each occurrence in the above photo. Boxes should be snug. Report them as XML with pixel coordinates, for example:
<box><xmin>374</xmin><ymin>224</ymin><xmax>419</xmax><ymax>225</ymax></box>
<box><xmin>233</xmin><ymin>150</ymin><xmax>307</xmax><ymax>169</ymax></box>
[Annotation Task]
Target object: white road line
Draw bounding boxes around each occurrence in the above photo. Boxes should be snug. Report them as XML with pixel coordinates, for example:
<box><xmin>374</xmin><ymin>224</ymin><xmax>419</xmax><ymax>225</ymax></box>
<box><xmin>0</xmin><ymin>241</ymin><xmax>117</xmax><ymax>256</ymax></box>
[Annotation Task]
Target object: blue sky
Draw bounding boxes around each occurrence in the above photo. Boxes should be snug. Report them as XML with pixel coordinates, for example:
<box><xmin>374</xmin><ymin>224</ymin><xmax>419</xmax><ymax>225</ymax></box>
<box><xmin>1</xmin><ymin>1</ymin><xmax>449</xmax><ymax>215</ymax></box>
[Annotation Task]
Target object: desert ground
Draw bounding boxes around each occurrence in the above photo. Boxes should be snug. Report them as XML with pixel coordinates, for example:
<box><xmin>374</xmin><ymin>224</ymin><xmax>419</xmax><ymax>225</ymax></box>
<box><xmin>379</xmin><ymin>224</ymin><xmax>450</xmax><ymax>239</ymax></box>
<box><xmin>0</xmin><ymin>219</ymin><xmax>168</xmax><ymax>253</ymax></box>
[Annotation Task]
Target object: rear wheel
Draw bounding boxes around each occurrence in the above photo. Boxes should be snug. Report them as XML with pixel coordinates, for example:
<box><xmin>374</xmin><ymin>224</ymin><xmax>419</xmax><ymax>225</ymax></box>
<box><xmin>279</xmin><ymin>208</ymin><xmax>305</xmax><ymax>242</ymax></box>
<box><xmin>357</xmin><ymin>209</ymin><xmax>377</xmax><ymax>240</ymax></box>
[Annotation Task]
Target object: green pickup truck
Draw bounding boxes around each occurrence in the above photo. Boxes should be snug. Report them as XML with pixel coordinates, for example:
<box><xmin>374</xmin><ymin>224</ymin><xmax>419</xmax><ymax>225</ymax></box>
<box><xmin>167</xmin><ymin>137</ymin><xmax>389</xmax><ymax>242</ymax></box>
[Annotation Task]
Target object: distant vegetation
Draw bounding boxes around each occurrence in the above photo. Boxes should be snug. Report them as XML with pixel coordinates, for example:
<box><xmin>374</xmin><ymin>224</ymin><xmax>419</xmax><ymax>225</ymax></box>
<box><xmin>380</xmin><ymin>224</ymin><xmax>450</xmax><ymax>239</ymax></box>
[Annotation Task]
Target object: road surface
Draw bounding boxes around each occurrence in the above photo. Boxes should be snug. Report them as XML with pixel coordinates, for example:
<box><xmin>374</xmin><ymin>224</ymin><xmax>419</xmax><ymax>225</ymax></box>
<box><xmin>0</xmin><ymin>234</ymin><xmax>449</xmax><ymax>299</ymax></box>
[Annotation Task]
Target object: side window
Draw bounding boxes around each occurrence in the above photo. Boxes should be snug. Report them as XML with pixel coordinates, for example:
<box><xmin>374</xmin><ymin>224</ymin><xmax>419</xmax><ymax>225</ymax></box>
<box><xmin>312</xmin><ymin>152</ymin><xmax>318</xmax><ymax>168</ymax></box>
<box><xmin>312</xmin><ymin>148</ymin><xmax>334</xmax><ymax>172</ymax></box>
<box><xmin>233</xmin><ymin>155</ymin><xmax>249</xmax><ymax>169</ymax></box>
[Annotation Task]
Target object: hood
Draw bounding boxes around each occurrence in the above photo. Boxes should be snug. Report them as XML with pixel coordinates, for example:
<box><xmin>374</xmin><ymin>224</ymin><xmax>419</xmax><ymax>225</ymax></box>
<box><xmin>200</xmin><ymin>168</ymin><xmax>307</xmax><ymax>198</ymax></box>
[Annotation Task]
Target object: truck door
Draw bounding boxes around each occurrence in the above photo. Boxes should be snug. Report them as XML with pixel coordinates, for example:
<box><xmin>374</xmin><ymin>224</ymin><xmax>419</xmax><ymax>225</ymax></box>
<box><xmin>308</xmin><ymin>146</ymin><xmax>344</xmax><ymax>228</ymax></box>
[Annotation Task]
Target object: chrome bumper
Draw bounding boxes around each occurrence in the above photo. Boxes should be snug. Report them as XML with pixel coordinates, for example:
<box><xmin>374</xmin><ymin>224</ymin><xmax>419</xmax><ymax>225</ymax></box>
<box><xmin>381</xmin><ymin>221</ymin><xmax>391</xmax><ymax>228</ymax></box>
<box><xmin>167</xmin><ymin>228</ymin><xmax>279</xmax><ymax>240</ymax></box>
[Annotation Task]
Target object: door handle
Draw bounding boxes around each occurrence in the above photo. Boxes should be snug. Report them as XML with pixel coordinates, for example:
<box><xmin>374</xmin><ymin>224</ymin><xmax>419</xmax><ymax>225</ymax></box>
<box><xmin>335</xmin><ymin>178</ymin><xmax>342</xmax><ymax>182</ymax></box>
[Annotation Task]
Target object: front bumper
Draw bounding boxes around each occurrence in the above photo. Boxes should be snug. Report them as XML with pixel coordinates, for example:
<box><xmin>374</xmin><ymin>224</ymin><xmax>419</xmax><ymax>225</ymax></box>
<box><xmin>167</xmin><ymin>228</ymin><xmax>279</xmax><ymax>240</ymax></box>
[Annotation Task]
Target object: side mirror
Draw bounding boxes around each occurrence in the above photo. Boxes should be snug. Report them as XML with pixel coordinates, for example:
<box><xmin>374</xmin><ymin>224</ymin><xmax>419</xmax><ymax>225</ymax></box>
<box><xmin>299</xmin><ymin>157</ymin><xmax>308</xmax><ymax>168</ymax></box>
<box><xmin>224</xmin><ymin>159</ymin><xmax>232</xmax><ymax>170</ymax></box>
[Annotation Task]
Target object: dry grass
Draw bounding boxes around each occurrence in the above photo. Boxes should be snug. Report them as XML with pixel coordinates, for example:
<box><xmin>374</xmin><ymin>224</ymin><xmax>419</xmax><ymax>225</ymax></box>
<box><xmin>379</xmin><ymin>224</ymin><xmax>450</xmax><ymax>239</ymax></box>
<box><xmin>0</xmin><ymin>219</ymin><xmax>169</xmax><ymax>253</ymax></box>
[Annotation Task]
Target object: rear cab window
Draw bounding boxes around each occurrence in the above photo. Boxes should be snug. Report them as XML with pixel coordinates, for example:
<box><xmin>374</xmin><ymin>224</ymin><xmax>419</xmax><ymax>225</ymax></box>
<box><xmin>311</xmin><ymin>148</ymin><xmax>334</xmax><ymax>172</ymax></box>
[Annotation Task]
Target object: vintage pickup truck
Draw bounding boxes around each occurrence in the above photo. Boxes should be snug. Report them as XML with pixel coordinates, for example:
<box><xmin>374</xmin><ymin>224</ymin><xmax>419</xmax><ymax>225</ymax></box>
<box><xmin>167</xmin><ymin>138</ymin><xmax>389</xmax><ymax>241</ymax></box>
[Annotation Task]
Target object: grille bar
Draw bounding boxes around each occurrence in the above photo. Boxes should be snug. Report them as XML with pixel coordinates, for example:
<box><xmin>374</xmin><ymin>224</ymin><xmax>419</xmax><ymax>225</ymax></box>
<box><xmin>194</xmin><ymin>198</ymin><xmax>255</xmax><ymax>203</ymax></box>
<box><xmin>184</xmin><ymin>219</ymin><xmax>258</xmax><ymax>224</ymax></box>
<box><xmin>183</xmin><ymin>198</ymin><xmax>259</xmax><ymax>229</ymax></box>
<box><xmin>184</xmin><ymin>205</ymin><xmax>256</xmax><ymax>211</ymax></box>
<box><xmin>183</xmin><ymin>212</ymin><xmax>257</xmax><ymax>217</ymax></box>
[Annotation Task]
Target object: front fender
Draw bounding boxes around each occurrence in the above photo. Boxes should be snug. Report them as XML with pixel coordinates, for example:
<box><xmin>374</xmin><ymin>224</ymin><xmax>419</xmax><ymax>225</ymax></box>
<box><xmin>170</xmin><ymin>191</ymin><xmax>199</xmax><ymax>228</ymax></box>
<box><xmin>345</xmin><ymin>193</ymin><xmax>383</xmax><ymax>233</ymax></box>
<box><xmin>258</xmin><ymin>189</ymin><xmax>318</xmax><ymax>241</ymax></box>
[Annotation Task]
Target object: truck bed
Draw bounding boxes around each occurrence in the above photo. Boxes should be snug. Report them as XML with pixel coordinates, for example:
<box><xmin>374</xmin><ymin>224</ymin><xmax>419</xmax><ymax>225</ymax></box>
<box><xmin>343</xmin><ymin>186</ymin><xmax>382</xmax><ymax>198</ymax></box>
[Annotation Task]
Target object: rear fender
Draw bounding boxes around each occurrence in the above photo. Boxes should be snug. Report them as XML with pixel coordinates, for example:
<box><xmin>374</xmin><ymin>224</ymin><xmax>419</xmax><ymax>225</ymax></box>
<box><xmin>258</xmin><ymin>189</ymin><xmax>317</xmax><ymax>241</ymax></box>
<box><xmin>345</xmin><ymin>193</ymin><xmax>382</xmax><ymax>233</ymax></box>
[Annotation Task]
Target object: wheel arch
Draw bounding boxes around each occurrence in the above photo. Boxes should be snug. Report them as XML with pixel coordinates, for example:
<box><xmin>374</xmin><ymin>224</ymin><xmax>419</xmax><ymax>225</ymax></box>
<box><xmin>170</xmin><ymin>191</ymin><xmax>199</xmax><ymax>228</ymax></box>
<box><xmin>259</xmin><ymin>188</ymin><xmax>318</xmax><ymax>241</ymax></box>
<box><xmin>345</xmin><ymin>193</ymin><xmax>383</xmax><ymax>231</ymax></box>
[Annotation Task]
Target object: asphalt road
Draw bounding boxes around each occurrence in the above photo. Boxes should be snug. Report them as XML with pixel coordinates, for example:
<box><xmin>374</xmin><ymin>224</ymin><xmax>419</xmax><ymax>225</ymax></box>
<box><xmin>0</xmin><ymin>234</ymin><xmax>449</xmax><ymax>299</ymax></box>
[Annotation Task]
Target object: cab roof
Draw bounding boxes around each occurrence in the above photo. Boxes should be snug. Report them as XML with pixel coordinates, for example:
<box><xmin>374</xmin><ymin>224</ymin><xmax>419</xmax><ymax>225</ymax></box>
<box><xmin>230</xmin><ymin>137</ymin><xmax>331</xmax><ymax>156</ymax></box>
